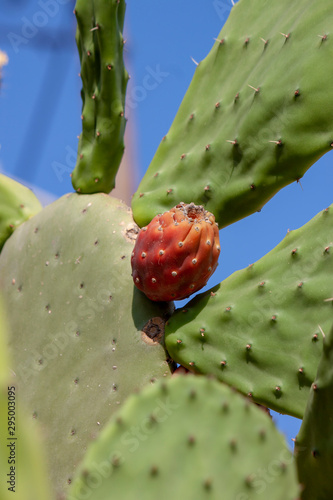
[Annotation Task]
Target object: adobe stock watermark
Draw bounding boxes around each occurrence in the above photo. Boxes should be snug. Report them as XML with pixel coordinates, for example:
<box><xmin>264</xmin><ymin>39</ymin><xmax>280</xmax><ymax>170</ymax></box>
<box><xmin>221</xmin><ymin>230</ymin><xmax>330</xmax><ymax>338</ymax></box>
<box><xmin>16</xmin><ymin>284</ymin><xmax>122</xmax><ymax>381</ymax></box>
<box><xmin>66</xmin><ymin>396</ymin><xmax>180</xmax><ymax>500</ymax></box>
<box><xmin>7</xmin><ymin>0</ymin><xmax>73</xmax><ymax>54</ymax></box>
<box><xmin>234</xmin><ymin>449</ymin><xmax>295</xmax><ymax>500</ymax></box>
<box><xmin>66</xmin><ymin>405</ymin><xmax>294</xmax><ymax>500</ymax></box>
<box><xmin>213</xmin><ymin>0</ymin><xmax>236</xmax><ymax>22</ymax></box>
<box><xmin>125</xmin><ymin>64</ymin><xmax>170</xmax><ymax>113</ymax></box>
<box><xmin>199</xmin><ymin>106</ymin><xmax>292</xmax><ymax>203</ymax></box>
<box><xmin>52</xmin><ymin>64</ymin><xmax>169</xmax><ymax>182</ymax></box>
<box><xmin>52</xmin><ymin>145</ymin><xmax>76</xmax><ymax>183</ymax></box>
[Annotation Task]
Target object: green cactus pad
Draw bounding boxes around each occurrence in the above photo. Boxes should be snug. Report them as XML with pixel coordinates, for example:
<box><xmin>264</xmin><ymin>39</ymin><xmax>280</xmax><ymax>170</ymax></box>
<box><xmin>132</xmin><ymin>0</ymin><xmax>333</xmax><ymax>227</ymax></box>
<box><xmin>0</xmin><ymin>174</ymin><xmax>42</xmax><ymax>251</ymax></box>
<box><xmin>0</xmin><ymin>296</ymin><xmax>53</xmax><ymax>500</ymax></box>
<box><xmin>295</xmin><ymin>322</ymin><xmax>333</xmax><ymax>499</ymax></box>
<box><xmin>71</xmin><ymin>0</ymin><xmax>129</xmax><ymax>194</ymax></box>
<box><xmin>0</xmin><ymin>193</ymin><xmax>174</xmax><ymax>499</ymax></box>
<box><xmin>68</xmin><ymin>375</ymin><xmax>299</xmax><ymax>500</ymax></box>
<box><xmin>165</xmin><ymin>205</ymin><xmax>333</xmax><ymax>418</ymax></box>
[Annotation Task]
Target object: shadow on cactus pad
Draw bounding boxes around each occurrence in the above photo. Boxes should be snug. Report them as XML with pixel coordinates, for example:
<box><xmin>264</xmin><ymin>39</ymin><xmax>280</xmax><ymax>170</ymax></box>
<box><xmin>0</xmin><ymin>193</ymin><xmax>175</xmax><ymax>499</ymax></box>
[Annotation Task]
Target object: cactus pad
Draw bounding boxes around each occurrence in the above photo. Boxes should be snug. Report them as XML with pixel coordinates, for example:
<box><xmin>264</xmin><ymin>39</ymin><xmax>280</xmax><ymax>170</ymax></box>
<box><xmin>69</xmin><ymin>375</ymin><xmax>299</xmax><ymax>500</ymax></box>
<box><xmin>295</xmin><ymin>322</ymin><xmax>333</xmax><ymax>499</ymax></box>
<box><xmin>71</xmin><ymin>0</ymin><xmax>129</xmax><ymax>194</ymax></box>
<box><xmin>131</xmin><ymin>203</ymin><xmax>220</xmax><ymax>301</ymax></box>
<box><xmin>0</xmin><ymin>297</ymin><xmax>53</xmax><ymax>500</ymax></box>
<box><xmin>132</xmin><ymin>0</ymin><xmax>333</xmax><ymax>227</ymax></box>
<box><xmin>0</xmin><ymin>174</ymin><xmax>42</xmax><ymax>251</ymax></box>
<box><xmin>165</xmin><ymin>204</ymin><xmax>333</xmax><ymax>418</ymax></box>
<box><xmin>0</xmin><ymin>193</ymin><xmax>174</xmax><ymax>498</ymax></box>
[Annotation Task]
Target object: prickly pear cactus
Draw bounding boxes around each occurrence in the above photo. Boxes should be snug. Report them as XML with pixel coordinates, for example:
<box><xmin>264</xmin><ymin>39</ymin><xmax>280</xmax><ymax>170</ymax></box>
<box><xmin>0</xmin><ymin>297</ymin><xmax>53</xmax><ymax>500</ymax></box>
<box><xmin>2</xmin><ymin>0</ymin><xmax>333</xmax><ymax>498</ymax></box>
<box><xmin>165</xmin><ymin>204</ymin><xmax>333</xmax><ymax>418</ymax></box>
<box><xmin>0</xmin><ymin>174</ymin><xmax>42</xmax><ymax>251</ymax></box>
<box><xmin>131</xmin><ymin>202</ymin><xmax>220</xmax><ymax>301</ymax></box>
<box><xmin>295</xmin><ymin>322</ymin><xmax>333</xmax><ymax>499</ymax></box>
<box><xmin>132</xmin><ymin>0</ymin><xmax>333</xmax><ymax>228</ymax></box>
<box><xmin>71</xmin><ymin>0</ymin><xmax>129</xmax><ymax>194</ymax></box>
<box><xmin>69</xmin><ymin>375</ymin><xmax>299</xmax><ymax>500</ymax></box>
<box><xmin>0</xmin><ymin>193</ymin><xmax>174</xmax><ymax>498</ymax></box>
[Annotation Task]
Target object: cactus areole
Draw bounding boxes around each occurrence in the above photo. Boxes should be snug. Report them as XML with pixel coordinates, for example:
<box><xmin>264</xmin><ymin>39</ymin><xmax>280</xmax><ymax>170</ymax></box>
<box><xmin>131</xmin><ymin>202</ymin><xmax>220</xmax><ymax>301</ymax></box>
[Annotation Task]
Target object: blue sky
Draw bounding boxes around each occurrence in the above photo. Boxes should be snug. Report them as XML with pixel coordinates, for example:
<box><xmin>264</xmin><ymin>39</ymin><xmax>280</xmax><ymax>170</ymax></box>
<box><xmin>1</xmin><ymin>0</ymin><xmax>333</xmax><ymax>447</ymax></box>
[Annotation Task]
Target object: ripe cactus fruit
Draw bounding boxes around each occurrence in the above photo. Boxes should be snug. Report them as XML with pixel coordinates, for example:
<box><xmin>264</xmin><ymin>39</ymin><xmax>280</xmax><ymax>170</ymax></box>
<box><xmin>0</xmin><ymin>174</ymin><xmax>42</xmax><ymax>251</ymax></box>
<box><xmin>132</xmin><ymin>0</ymin><xmax>333</xmax><ymax>228</ymax></box>
<box><xmin>295</xmin><ymin>322</ymin><xmax>333</xmax><ymax>499</ymax></box>
<box><xmin>0</xmin><ymin>193</ymin><xmax>174</xmax><ymax>499</ymax></box>
<box><xmin>131</xmin><ymin>202</ymin><xmax>220</xmax><ymax>302</ymax></box>
<box><xmin>165</xmin><ymin>204</ymin><xmax>333</xmax><ymax>418</ymax></box>
<box><xmin>68</xmin><ymin>375</ymin><xmax>299</xmax><ymax>500</ymax></box>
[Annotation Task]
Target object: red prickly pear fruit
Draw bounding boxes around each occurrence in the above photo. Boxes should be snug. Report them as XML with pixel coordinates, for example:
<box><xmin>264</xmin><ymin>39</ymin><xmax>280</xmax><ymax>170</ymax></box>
<box><xmin>131</xmin><ymin>202</ymin><xmax>220</xmax><ymax>301</ymax></box>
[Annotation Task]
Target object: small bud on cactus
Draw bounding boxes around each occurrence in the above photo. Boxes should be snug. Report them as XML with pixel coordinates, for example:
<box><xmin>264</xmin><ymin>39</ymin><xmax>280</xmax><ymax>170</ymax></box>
<box><xmin>131</xmin><ymin>202</ymin><xmax>220</xmax><ymax>301</ymax></box>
